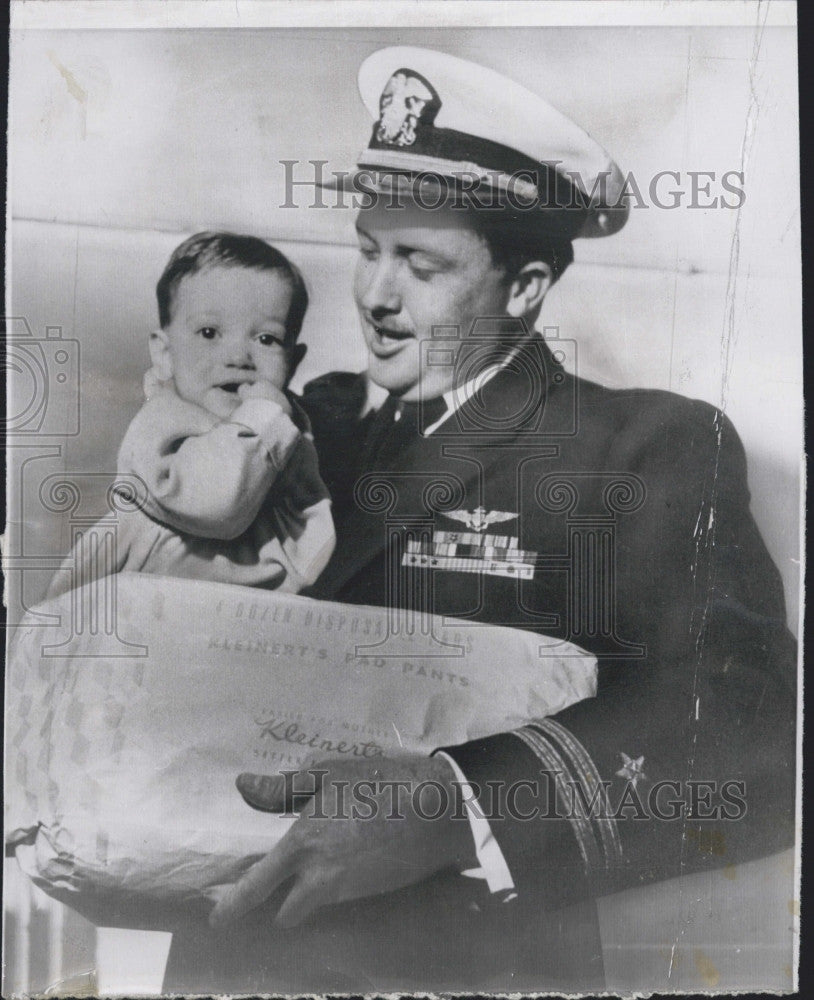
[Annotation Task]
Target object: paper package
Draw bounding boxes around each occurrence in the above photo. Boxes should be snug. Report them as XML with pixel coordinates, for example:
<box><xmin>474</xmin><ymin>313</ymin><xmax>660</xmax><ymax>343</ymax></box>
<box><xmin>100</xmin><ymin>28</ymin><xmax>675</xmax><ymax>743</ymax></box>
<box><xmin>5</xmin><ymin>573</ymin><xmax>596</xmax><ymax>928</ymax></box>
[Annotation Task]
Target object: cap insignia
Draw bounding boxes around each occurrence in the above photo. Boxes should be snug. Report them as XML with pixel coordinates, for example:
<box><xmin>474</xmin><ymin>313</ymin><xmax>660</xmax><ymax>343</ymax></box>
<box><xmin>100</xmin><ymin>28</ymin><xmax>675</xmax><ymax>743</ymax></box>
<box><xmin>375</xmin><ymin>68</ymin><xmax>440</xmax><ymax>148</ymax></box>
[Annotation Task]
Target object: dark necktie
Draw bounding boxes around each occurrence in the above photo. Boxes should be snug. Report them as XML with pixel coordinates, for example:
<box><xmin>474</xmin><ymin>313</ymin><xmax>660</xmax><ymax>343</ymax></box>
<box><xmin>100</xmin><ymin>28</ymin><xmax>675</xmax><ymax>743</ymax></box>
<box><xmin>364</xmin><ymin>394</ymin><xmax>448</xmax><ymax>466</ymax></box>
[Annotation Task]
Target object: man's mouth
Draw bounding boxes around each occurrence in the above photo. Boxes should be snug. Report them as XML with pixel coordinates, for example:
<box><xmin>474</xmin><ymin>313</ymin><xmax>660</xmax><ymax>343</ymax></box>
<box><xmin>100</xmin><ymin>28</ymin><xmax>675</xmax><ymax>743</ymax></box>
<box><xmin>368</xmin><ymin>322</ymin><xmax>414</xmax><ymax>356</ymax></box>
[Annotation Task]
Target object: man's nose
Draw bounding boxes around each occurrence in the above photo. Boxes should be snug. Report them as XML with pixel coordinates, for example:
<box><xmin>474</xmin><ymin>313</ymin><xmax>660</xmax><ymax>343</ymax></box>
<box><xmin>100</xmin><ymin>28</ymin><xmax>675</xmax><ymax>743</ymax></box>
<box><xmin>359</xmin><ymin>259</ymin><xmax>402</xmax><ymax>315</ymax></box>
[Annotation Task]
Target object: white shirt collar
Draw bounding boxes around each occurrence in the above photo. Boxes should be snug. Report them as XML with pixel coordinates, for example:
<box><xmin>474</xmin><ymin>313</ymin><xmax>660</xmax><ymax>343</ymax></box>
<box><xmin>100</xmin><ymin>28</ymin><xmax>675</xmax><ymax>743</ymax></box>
<box><xmin>361</xmin><ymin>343</ymin><xmax>524</xmax><ymax>433</ymax></box>
<box><xmin>424</xmin><ymin>345</ymin><xmax>522</xmax><ymax>435</ymax></box>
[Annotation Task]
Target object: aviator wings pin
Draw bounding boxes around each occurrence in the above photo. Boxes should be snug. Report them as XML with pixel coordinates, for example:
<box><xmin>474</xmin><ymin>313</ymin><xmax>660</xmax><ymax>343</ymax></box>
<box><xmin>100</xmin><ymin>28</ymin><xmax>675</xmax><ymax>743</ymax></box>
<box><xmin>402</xmin><ymin>507</ymin><xmax>535</xmax><ymax>579</ymax></box>
<box><xmin>444</xmin><ymin>507</ymin><xmax>518</xmax><ymax>533</ymax></box>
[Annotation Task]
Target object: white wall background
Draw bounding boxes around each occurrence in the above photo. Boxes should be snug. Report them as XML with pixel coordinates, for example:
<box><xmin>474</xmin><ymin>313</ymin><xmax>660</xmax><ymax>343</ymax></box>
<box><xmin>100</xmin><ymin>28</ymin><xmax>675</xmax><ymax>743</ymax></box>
<box><xmin>6</xmin><ymin>22</ymin><xmax>801</xmax><ymax>995</ymax></box>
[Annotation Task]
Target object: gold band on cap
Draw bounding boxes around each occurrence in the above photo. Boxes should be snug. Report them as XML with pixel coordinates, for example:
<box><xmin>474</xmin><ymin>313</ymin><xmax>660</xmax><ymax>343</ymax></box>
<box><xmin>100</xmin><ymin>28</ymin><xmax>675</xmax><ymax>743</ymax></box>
<box><xmin>357</xmin><ymin>148</ymin><xmax>541</xmax><ymax>202</ymax></box>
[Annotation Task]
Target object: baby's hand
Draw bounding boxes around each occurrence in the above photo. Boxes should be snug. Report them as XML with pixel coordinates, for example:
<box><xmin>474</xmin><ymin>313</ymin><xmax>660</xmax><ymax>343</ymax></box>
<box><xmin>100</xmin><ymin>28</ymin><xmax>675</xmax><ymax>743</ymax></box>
<box><xmin>238</xmin><ymin>380</ymin><xmax>292</xmax><ymax>416</ymax></box>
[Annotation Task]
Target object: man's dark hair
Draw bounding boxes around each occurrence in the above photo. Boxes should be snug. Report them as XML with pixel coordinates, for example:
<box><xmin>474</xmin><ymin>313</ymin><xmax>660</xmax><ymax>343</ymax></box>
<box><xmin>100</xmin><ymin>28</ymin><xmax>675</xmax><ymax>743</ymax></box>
<box><xmin>467</xmin><ymin>206</ymin><xmax>576</xmax><ymax>285</ymax></box>
<box><xmin>156</xmin><ymin>231</ymin><xmax>309</xmax><ymax>343</ymax></box>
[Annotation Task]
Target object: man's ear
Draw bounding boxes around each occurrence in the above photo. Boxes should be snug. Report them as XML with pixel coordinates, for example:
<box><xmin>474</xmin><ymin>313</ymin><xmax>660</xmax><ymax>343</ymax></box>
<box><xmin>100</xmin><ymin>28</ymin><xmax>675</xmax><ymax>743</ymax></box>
<box><xmin>505</xmin><ymin>262</ymin><xmax>554</xmax><ymax>322</ymax></box>
<box><xmin>148</xmin><ymin>328</ymin><xmax>174</xmax><ymax>381</ymax></box>
<box><xmin>287</xmin><ymin>342</ymin><xmax>308</xmax><ymax>381</ymax></box>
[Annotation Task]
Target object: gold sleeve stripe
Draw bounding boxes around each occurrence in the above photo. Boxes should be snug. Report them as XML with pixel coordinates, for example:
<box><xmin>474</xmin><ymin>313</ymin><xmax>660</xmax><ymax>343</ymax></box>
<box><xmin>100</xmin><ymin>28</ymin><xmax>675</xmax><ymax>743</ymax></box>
<box><xmin>513</xmin><ymin>725</ymin><xmax>603</xmax><ymax>874</ymax></box>
<box><xmin>530</xmin><ymin>718</ymin><xmax>623</xmax><ymax>866</ymax></box>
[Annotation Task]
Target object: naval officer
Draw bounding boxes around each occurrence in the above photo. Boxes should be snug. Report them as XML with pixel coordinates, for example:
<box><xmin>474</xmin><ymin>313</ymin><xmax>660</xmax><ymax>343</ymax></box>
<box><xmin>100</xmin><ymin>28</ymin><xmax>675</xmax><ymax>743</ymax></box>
<box><xmin>164</xmin><ymin>46</ymin><xmax>796</xmax><ymax>993</ymax></box>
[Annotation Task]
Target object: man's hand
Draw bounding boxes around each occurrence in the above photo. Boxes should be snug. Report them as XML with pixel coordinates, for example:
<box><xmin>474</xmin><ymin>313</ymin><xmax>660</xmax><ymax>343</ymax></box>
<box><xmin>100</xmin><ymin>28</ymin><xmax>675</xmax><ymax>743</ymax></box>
<box><xmin>238</xmin><ymin>380</ymin><xmax>293</xmax><ymax>416</ymax></box>
<box><xmin>209</xmin><ymin>754</ymin><xmax>478</xmax><ymax>929</ymax></box>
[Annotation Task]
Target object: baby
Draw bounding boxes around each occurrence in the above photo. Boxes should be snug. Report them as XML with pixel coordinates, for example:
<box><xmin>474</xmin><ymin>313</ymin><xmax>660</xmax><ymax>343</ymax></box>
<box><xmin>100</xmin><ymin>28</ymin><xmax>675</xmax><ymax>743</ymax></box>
<box><xmin>49</xmin><ymin>232</ymin><xmax>335</xmax><ymax>596</ymax></box>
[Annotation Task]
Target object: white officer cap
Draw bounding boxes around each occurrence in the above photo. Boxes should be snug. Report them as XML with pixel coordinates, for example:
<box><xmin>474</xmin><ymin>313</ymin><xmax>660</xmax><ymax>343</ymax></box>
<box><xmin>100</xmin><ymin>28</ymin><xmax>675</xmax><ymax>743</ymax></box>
<box><xmin>341</xmin><ymin>46</ymin><xmax>628</xmax><ymax>239</ymax></box>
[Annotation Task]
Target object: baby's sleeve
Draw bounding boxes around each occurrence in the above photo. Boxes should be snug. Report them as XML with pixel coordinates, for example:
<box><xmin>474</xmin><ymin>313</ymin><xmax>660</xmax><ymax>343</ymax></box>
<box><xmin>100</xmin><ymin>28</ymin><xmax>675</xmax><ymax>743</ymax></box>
<box><xmin>264</xmin><ymin>403</ymin><xmax>337</xmax><ymax>591</ymax></box>
<box><xmin>118</xmin><ymin>391</ymin><xmax>301</xmax><ymax>540</ymax></box>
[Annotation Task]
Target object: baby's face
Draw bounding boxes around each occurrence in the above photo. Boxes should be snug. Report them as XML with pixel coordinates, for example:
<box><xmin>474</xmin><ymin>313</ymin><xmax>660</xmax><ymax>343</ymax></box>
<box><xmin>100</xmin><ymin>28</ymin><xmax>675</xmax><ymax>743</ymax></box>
<box><xmin>157</xmin><ymin>266</ymin><xmax>294</xmax><ymax>418</ymax></box>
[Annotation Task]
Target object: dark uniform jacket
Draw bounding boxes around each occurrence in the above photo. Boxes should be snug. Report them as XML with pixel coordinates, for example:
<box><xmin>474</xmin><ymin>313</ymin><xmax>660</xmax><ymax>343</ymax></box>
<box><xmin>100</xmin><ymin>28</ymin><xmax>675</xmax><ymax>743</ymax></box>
<box><xmin>163</xmin><ymin>339</ymin><xmax>796</xmax><ymax>994</ymax></box>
